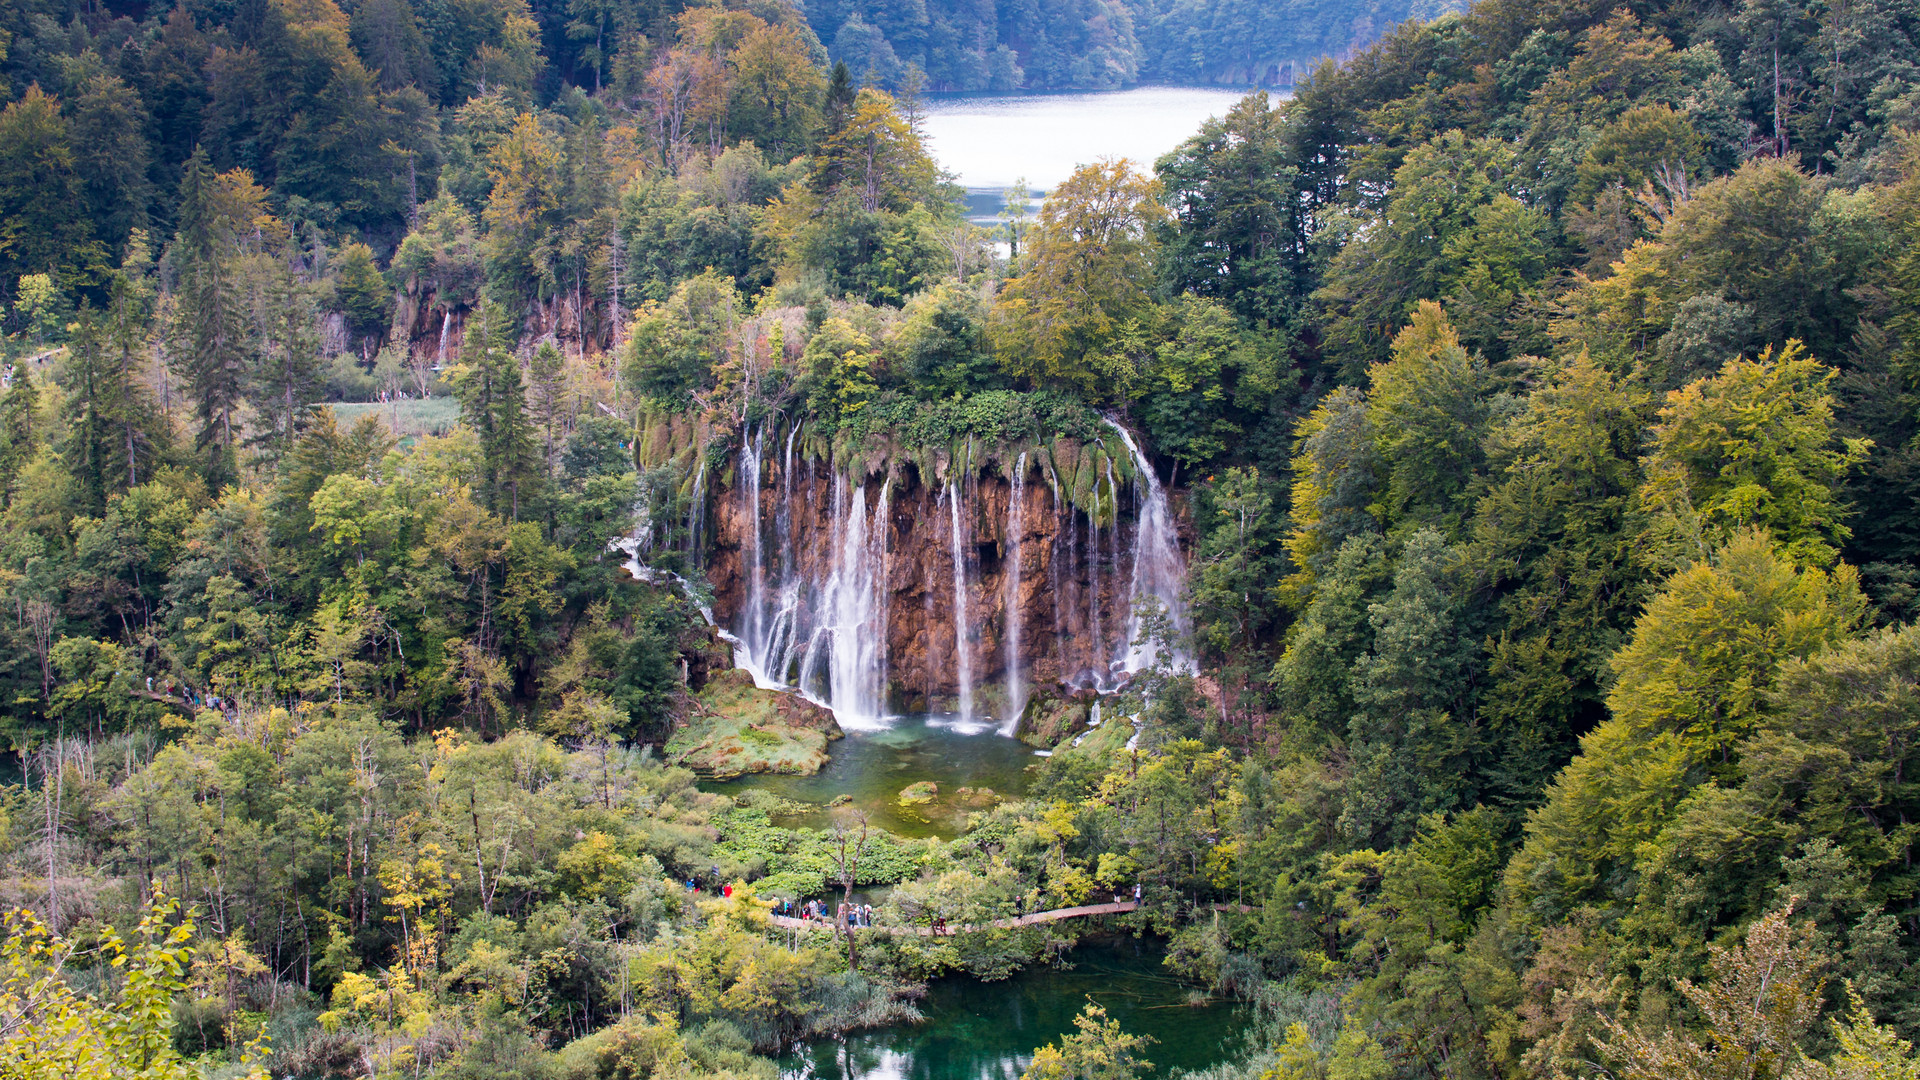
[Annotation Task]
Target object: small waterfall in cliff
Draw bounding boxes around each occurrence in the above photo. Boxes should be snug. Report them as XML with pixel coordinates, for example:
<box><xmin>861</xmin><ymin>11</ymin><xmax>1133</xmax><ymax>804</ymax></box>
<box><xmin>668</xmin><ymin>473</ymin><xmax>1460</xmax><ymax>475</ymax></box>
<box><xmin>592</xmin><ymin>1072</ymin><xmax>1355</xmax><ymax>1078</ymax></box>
<box><xmin>740</xmin><ymin>429</ymin><xmax>766</xmax><ymax>659</ymax></box>
<box><xmin>946</xmin><ymin>479</ymin><xmax>976</xmax><ymax>726</ymax></box>
<box><xmin>1085</xmin><ymin>514</ymin><xmax>1104</xmax><ymax>684</ymax></box>
<box><xmin>1047</xmin><ymin>475</ymin><xmax>1065</xmax><ymax>662</ymax></box>
<box><xmin>1001</xmin><ymin>452</ymin><xmax>1028</xmax><ymax>736</ymax></box>
<box><xmin>1104</xmin><ymin>420</ymin><xmax>1195</xmax><ymax>675</ymax></box>
<box><xmin>686</xmin><ymin>460</ymin><xmax>707</xmax><ymax>555</ymax></box>
<box><xmin>436</xmin><ymin>311</ymin><xmax>453</xmax><ymax>364</ymax></box>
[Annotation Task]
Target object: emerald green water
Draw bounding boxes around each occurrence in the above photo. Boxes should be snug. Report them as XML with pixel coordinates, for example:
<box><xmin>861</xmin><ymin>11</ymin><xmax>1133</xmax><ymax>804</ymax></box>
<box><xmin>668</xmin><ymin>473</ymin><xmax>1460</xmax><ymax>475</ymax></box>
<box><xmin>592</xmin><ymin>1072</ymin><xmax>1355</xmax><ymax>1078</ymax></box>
<box><xmin>783</xmin><ymin>939</ymin><xmax>1250</xmax><ymax>1080</ymax></box>
<box><xmin>703</xmin><ymin>715</ymin><xmax>1040</xmax><ymax>838</ymax></box>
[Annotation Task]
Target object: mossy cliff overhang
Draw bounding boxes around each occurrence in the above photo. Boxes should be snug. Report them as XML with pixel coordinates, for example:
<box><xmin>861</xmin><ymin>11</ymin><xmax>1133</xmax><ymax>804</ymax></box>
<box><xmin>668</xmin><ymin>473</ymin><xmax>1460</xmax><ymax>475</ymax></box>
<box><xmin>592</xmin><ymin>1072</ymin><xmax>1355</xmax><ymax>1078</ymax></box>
<box><xmin>632</xmin><ymin>404</ymin><xmax>1151</xmax><ymax>526</ymax></box>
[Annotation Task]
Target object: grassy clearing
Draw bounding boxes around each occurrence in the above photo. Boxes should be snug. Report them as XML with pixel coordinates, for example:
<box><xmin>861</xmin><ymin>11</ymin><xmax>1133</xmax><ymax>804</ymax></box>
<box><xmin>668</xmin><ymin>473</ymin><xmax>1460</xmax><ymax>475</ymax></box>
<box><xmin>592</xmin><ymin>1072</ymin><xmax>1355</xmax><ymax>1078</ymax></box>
<box><xmin>330</xmin><ymin>396</ymin><xmax>463</xmax><ymax>438</ymax></box>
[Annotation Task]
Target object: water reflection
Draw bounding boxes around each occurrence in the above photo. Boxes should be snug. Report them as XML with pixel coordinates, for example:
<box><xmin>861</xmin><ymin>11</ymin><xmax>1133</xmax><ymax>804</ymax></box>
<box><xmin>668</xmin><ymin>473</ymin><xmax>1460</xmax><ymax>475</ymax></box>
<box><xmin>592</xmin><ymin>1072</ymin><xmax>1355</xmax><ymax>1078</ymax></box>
<box><xmin>783</xmin><ymin>940</ymin><xmax>1249</xmax><ymax>1080</ymax></box>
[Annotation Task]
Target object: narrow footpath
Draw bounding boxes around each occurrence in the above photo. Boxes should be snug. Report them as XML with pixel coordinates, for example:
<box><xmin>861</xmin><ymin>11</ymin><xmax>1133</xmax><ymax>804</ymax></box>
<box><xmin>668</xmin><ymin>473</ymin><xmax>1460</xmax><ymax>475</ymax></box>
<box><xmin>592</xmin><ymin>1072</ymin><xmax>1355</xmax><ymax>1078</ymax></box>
<box><xmin>769</xmin><ymin>900</ymin><xmax>1141</xmax><ymax>936</ymax></box>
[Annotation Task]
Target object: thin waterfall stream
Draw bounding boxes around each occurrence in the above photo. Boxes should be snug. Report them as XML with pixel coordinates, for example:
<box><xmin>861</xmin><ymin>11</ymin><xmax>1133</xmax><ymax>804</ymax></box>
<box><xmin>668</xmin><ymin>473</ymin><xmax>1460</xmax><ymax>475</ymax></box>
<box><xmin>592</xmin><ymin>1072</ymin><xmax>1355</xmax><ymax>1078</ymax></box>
<box><xmin>1001</xmin><ymin>452</ymin><xmax>1027</xmax><ymax>736</ymax></box>
<box><xmin>946</xmin><ymin>479</ymin><xmax>977</xmax><ymax>728</ymax></box>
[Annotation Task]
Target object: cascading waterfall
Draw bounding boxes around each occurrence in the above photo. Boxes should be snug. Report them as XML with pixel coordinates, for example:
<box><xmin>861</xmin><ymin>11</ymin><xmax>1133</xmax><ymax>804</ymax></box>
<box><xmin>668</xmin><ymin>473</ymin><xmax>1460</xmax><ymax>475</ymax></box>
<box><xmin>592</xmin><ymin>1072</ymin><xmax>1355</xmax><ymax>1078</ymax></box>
<box><xmin>734</xmin><ymin>427</ymin><xmax>800</xmax><ymax>692</ymax></box>
<box><xmin>1104</xmin><ymin>420</ymin><xmax>1195</xmax><ymax>675</ymax></box>
<box><xmin>946</xmin><ymin>479</ymin><xmax>976</xmax><ymax>726</ymax></box>
<box><xmin>436</xmin><ymin>311</ymin><xmax>453</xmax><ymax>364</ymax></box>
<box><xmin>728</xmin><ymin>427</ymin><xmax>892</xmax><ymax>724</ymax></box>
<box><xmin>1001</xmin><ymin>453</ymin><xmax>1028</xmax><ymax>736</ymax></box>
<box><xmin>791</xmin><ymin>473</ymin><xmax>893</xmax><ymax>728</ymax></box>
<box><xmin>695</xmin><ymin>418</ymin><xmax>1192</xmax><ymax>738</ymax></box>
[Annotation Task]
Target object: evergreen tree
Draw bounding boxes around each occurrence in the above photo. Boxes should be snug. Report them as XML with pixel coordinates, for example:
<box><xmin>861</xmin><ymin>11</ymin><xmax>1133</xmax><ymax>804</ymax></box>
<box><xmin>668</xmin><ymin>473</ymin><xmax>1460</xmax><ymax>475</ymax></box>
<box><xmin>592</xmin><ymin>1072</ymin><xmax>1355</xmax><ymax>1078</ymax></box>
<box><xmin>169</xmin><ymin>149</ymin><xmax>256</xmax><ymax>490</ymax></box>
<box><xmin>63</xmin><ymin>285</ymin><xmax>167</xmax><ymax>514</ymax></box>
<box><xmin>252</xmin><ymin>267</ymin><xmax>324</xmax><ymax>463</ymax></box>
<box><xmin>0</xmin><ymin>358</ymin><xmax>39</xmax><ymax>505</ymax></box>
<box><xmin>453</xmin><ymin>301</ymin><xmax>538</xmax><ymax>518</ymax></box>
<box><xmin>1155</xmin><ymin>92</ymin><xmax>1302</xmax><ymax>331</ymax></box>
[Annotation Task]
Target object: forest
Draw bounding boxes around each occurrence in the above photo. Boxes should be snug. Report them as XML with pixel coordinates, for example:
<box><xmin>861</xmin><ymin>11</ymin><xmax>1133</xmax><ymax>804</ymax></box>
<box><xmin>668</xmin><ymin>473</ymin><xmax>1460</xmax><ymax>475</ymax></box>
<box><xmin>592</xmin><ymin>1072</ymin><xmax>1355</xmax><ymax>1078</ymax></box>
<box><xmin>7</xmin><ymin>0</ymin><xmax>1920</xmax><ymax>1077</ymax></box>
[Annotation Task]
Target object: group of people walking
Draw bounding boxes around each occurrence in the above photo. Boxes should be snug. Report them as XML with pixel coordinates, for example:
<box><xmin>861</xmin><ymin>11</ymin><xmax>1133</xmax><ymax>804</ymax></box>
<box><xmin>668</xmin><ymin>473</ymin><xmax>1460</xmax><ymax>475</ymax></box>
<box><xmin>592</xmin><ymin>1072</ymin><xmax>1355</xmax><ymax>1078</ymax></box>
<box><xmin>775</xmin><ymin>897</ymin><xmax>874</xmax><ymax>927</ymax></box>
<box><xmin>148</xmin><ymin>675</ymin><xmax>232</xmax><ymax>714</ymax></box>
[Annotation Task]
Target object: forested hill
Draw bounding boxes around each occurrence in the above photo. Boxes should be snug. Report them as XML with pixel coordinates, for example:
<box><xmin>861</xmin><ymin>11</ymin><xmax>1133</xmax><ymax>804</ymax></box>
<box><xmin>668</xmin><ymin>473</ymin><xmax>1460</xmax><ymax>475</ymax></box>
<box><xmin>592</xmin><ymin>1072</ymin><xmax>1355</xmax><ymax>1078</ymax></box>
<box><xmin>805</xmin><ymin>0</ymin><xmax>1460</xmax><ymax>91</ymax></box>
<box><xmin>7</xmin><ymin>0</ymin><xmax>1920</xmax><ymax>1076</ymax></box>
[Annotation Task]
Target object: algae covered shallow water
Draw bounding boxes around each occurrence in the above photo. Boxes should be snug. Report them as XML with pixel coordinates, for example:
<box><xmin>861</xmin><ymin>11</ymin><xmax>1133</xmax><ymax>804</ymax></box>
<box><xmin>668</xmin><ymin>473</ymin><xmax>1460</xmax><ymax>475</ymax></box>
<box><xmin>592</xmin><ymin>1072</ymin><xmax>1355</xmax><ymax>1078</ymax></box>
<box><xmin>701</xmin><ymin>715</ymin><xmax>1038</xmax><ymax>838</ymax></box>
<box><xmin>783</xmin><ymin>939</ymin><xmax>1250</xmax><ymax>1080</ymax></box>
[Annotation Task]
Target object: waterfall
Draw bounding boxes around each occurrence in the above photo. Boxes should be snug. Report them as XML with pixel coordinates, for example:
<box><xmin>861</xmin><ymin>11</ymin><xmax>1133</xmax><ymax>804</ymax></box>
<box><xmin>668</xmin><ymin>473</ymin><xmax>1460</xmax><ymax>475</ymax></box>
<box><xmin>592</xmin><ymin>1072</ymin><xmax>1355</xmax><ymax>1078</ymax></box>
<box><xmin>793</xmin><ymin>473</ymin><xmax>892</xmax><ymax>728</ymax></box>
<box><xmin>1001</xmin><ymin>452</ymin><xmax>1027</xmax><ymax>736</ymax></box>
<box><xmin>436</xmin><ymin>310</ymin><xmax>453</xmax><ymax>364</ymax></box>
<box><xmin>741</xmin><ymin>428</ymin><xmax>765</xmax><ymax>661</ymax></box>
<box><xmin>947</xmin><ymin>478</ymin><xmax>976</xmax><ymax>726</ymax></box>
<box><xmin>734</xmin><ymin>427</ymin><xmax>799</xmax><ymax>692</ymax></box>
<box><xmin>1103</xmin><ymin>420</ymin><xmax>1195</xmax><ymax>675</ymax></box>
<box><xmin>708</xmin><ymin>420</ymin><xmax>1191</xmax><ymax>738</ymax></box>
<box><xmin>1085</xmin><ymin>513</ymin><xmax>1103</xmax><ymax>686</ymax></box>
<box><xmin>686</xmin><ymin>460</ymin><xmax>707</xmax><ymax>554</ymax></box>
<box><xmin>728</xmin><ymin>425</ymin><xmax>894</xmax><ymax>725</ymax></box>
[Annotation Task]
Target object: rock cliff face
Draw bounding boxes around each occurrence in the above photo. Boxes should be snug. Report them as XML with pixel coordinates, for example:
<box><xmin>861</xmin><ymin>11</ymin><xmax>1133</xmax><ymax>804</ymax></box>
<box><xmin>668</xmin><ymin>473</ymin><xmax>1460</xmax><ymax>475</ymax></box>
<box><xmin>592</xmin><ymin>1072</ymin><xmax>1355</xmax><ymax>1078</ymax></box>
<box><xmin>699</xmin><ymin>438</ymin><xmax>1191</xmax><ymax>724</ymax></box>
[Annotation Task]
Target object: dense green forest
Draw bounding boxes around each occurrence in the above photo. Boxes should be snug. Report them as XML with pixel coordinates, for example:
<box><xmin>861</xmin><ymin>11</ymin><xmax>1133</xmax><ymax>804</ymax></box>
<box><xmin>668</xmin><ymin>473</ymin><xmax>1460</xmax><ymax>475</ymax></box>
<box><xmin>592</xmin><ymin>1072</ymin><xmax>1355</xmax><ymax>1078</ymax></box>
<box><xmin>8</xmin><ymin>0</ymin><xmax>1920</xmax><ymax>1077</ymax></box>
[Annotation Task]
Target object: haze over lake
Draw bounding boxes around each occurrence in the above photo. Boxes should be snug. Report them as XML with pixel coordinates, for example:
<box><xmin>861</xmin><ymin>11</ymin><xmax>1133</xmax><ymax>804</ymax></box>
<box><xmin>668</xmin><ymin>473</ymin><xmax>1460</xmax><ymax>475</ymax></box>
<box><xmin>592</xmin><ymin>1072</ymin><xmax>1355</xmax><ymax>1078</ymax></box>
<box><xmin>920</xmin><ymin>86</ymin><xmax>1267</xmax><ymax>194</ymax></box>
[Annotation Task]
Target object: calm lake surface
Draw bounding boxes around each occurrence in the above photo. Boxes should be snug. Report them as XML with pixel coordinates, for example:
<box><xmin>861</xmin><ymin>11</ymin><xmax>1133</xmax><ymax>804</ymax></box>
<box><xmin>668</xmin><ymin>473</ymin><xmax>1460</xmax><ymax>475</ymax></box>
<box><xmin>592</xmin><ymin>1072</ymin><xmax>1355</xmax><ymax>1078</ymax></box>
<box><xmin>783</xmin><ymin>939</ymin><xmax>1250</xmax><ymax>1080</ymax></box>
<box><xmin>704</xmin><ymin>715</ymin><xmax>1037</xmax><ymax>838</ymax></box>
<box><xmin>921</xmin><ymin>87</ymin><xmax>1269</xmax><ymax>195</ymax></box>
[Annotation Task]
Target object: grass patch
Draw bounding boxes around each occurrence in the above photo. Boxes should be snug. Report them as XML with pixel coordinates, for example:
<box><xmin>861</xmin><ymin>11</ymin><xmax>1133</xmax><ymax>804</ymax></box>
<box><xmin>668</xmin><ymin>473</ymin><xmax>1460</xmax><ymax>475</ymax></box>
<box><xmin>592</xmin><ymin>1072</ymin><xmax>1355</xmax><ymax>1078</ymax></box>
<box><xmin>331</xmin><ymin>397</ymin><xmax>463</xmax><ymax>438</ymax></box>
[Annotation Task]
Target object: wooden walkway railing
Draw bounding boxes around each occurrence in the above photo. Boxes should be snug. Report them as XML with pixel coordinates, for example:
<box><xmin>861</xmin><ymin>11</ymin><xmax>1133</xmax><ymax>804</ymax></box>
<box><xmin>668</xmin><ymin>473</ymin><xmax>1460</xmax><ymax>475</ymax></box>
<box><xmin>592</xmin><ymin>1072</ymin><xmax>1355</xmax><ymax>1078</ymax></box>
<box><xmin>768</xmin><ymin>900</ymin><xmax>1141</xmax><ymax>936</ymax></box>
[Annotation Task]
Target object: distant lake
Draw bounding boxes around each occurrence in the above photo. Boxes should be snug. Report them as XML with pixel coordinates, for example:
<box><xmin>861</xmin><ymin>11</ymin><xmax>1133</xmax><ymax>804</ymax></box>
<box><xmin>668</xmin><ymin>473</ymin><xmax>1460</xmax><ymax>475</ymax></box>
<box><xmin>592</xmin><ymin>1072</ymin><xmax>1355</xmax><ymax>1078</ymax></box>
<box><xmin>921</xmin><ymin>86</ymin><xmax>1270</xmax><ymax>201</ymax></box>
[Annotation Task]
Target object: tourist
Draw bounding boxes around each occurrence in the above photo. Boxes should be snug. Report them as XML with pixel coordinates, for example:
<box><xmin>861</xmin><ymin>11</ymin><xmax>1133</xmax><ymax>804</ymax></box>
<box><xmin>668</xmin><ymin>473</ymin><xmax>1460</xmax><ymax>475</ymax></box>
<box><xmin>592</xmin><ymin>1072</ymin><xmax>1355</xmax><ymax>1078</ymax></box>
<box><xmin>863</xmin><ymin>903</ymin><xmax>873</xmax><ymax>927</ymax></box>
<box><xmin>1133</xmin><ymin>883</ymin><xmax>1142</xmax><ymax>902</ymax></box>
<box><xmin>723</xmin><ymin>882</ymin><xmax>733</xmax><ymax>899</ymax></box>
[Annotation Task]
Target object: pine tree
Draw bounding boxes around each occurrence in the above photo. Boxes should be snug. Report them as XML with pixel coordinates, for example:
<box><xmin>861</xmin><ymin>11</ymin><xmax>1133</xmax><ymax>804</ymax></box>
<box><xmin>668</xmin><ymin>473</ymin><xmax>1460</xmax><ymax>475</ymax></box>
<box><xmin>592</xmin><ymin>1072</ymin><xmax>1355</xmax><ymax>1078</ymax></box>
<box><xmin>251</xmin><ymin>267</ymin><xmax>323</xmax><ymax>463</ymax></box>
<box><xmin>169</xmin><ymin>148</ymin><xmax>254</xmax><ymax>490</ymax></box>
<box><xmin>0</xmin><ymin>357</ymin><xmax>39</xmax><ymax>506</ymax></box>
<box><xmin>64</xmin><ymin>285</ymin><xmax>166</xmax><ymax>513</ymax></box>
<box><xmin>526</xmin><ymin>339</ymin><xmax>568</xmax><ymax>482</ymax></box>
<box><xmin>452</xmin><ymin>301</ymin><xmax>537</xmax><ymax>519</ymax></box>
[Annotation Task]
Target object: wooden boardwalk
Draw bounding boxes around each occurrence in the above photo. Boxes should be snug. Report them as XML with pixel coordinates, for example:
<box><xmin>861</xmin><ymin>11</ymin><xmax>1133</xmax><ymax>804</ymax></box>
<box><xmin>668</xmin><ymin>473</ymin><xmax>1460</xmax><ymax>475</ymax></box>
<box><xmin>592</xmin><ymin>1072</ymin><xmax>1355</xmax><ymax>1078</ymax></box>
<box><xmin>769</xmin><ymin>900</ymin><xmax>1141</xmax><ymax>936</ymax></box>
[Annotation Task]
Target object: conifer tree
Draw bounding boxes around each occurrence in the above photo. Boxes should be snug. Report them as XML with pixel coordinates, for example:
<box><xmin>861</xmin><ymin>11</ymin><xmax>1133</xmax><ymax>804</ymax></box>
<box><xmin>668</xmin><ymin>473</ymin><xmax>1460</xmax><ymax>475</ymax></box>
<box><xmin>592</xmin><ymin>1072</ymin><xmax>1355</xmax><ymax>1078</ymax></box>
<box><xmin>251</xmin><ymin>266</ymin><xmax>323</xmax><ymax>463</ymax></box>
<box><xmin>169</xmin><ymin>148</ymin><xmax>254</xmax><ymax>490</ymax></box>
<box><xmin>452</xmin><ymin>301</ymin><xmax>537</xmax><ymax>519</ymax></box>
<box><xmin>0</xmin><ymin>357</ymin><xmax>39</xmax><ymax>506</ymax></box>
